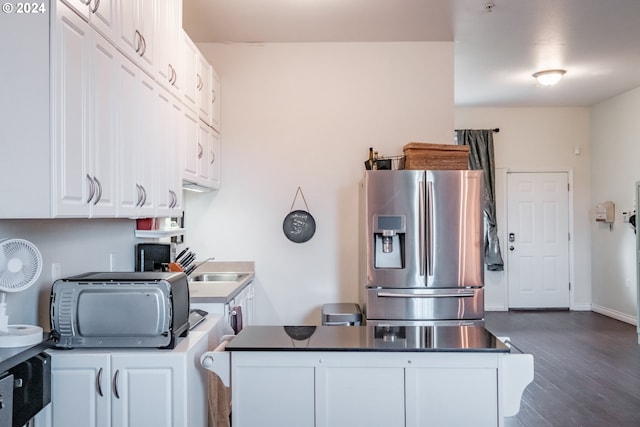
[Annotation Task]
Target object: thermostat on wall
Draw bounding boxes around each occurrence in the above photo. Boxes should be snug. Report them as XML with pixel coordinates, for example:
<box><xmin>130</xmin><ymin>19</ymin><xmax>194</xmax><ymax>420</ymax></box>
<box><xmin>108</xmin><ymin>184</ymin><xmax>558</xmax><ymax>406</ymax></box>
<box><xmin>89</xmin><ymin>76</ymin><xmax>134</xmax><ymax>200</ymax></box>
<box><xmin>595</xmin><ymin>201</ymin><xmax>615</xmax><ymax>223</ymax></box>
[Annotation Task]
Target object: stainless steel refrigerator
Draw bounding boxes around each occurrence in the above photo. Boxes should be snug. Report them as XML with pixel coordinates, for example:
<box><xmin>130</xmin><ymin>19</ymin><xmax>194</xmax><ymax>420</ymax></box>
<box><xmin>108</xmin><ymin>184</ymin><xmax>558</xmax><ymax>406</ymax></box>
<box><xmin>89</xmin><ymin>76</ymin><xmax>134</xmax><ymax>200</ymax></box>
<box><xmin>360</xmin><ymin>169</ymin><xmax>485</xmax><ymax>326</ymax></box>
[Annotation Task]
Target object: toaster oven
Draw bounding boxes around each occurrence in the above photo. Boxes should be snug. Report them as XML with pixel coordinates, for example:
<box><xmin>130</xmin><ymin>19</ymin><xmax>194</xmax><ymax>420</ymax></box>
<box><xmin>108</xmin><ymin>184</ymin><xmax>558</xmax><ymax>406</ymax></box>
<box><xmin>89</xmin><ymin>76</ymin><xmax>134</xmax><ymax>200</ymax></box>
<box><xmin>50</xmin><ymin>272</ymin><xmax>190</xmax><ymax>349</ymax></box>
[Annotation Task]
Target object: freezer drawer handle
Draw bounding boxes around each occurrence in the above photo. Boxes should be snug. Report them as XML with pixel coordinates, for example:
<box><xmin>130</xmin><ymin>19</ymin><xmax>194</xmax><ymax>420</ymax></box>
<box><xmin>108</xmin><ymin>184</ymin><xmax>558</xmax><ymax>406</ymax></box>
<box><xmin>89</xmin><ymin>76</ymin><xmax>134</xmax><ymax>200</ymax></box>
<box><xmin>377</xmin><ymin>291</ymin><xmax>475</xmax><ymax>298</ymax></box>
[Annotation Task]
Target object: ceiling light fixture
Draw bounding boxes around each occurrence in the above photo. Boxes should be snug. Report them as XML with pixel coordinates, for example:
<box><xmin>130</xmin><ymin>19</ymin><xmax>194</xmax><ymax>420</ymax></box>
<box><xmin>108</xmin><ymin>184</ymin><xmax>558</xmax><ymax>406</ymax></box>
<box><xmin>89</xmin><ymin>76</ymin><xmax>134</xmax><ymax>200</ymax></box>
<box><xmin>532</xmin><ymin>69</ymin><xmax>566</xmax><ymax>86</ymax></box>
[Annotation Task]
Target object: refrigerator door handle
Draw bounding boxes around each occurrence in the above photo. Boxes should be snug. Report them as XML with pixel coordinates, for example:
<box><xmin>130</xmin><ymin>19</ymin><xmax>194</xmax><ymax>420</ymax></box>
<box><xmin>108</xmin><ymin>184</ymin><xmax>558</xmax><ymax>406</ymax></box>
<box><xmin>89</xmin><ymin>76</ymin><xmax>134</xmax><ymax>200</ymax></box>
<box><xmin>426</xmin><ymin>180</ymin><xmax>434</xmax><ymax>276</ymax></box>
<box><xmin>419</xmin><ymin>180</ymin><xmax>426</xmax><ymax>276</ymax></box>
<box><xmin>377</xmin><ymin>291</ymin><xmax>476</xmax><ymax>298</ymax></box>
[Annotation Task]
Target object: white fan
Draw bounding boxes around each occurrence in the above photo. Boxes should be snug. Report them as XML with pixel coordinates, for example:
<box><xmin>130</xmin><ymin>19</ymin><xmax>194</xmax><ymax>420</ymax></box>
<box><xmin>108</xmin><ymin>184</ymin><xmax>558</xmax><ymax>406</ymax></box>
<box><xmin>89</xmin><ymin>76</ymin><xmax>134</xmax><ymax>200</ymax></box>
<box><xmin>0</xmin><ymin>238</ymin><xmax>43</xmax><ymax>347</ymax></box>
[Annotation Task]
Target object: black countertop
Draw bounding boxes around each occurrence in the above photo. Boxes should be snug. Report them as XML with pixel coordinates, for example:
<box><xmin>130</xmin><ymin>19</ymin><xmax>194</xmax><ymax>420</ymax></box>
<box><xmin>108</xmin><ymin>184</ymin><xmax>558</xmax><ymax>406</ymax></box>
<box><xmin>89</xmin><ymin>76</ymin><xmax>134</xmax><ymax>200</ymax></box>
<box><xmin>225</xmin><ymin>325</ymin><xmax>510</xmax><ymax>353</ymax></box>
<box><xmin>0</xmin><ymin>339</ymin><xmax>53</xmax><ymax>373</ymax></box>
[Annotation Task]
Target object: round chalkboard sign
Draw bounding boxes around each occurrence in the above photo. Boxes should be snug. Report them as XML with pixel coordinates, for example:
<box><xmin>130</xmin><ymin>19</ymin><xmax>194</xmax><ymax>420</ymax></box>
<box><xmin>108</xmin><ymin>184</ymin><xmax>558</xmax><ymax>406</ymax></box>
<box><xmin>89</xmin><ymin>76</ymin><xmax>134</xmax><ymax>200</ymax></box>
<box><xmin>283</xmin><ymin>210</ymin><xmax>316</xmax><ymax>243</ymax></box>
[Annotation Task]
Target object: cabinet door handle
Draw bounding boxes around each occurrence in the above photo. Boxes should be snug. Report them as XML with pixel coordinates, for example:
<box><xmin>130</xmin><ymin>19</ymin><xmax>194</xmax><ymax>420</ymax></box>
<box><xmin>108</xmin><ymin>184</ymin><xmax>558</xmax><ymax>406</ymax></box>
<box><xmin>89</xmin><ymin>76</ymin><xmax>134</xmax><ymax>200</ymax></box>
<box><xmin>86</xmin><ymin>174</ymin><xmax>95</xmax><ymax>204</ymax></box>
<box><xmin>135</xmin><ymin>184</ymin><xmax>143</xmax><ymax>207</ymax></box>
<box><xmin>96</xmin><ymin>367</ymin><xmax>104</xmax><ymax>397</ymax></box>
<box><xmin>210</xmin><ymin>152</ymin><xmax>215</xmax><ymax>165</ymax></box>
<box><xmin>141</xmin><ymin>186</ymin><xmax>147</xmax><ymax>206</ymax></box>
<box><xmin>140</xmin><ymin>34</ymin><xmax>147</xmax><ymax>57</ymax></box>
<box><xmin>113</xmin><ymin>369</ymin><xmax>120</xmax><ymax>399</ymax></box>
<box><xmin>134</xmin><ymin>30</ymin><xmax>142</xmax><ymax>53</ymax></box>
<box><xmin>197</xmin><ymin>143</ymin><xmax>203</xmax><ymax>159</ymax></box>
<box><xmin>93</xmin><ymin>176</ymin><xmax>102</xmax><ymax>205</ymax></box>
<box><xmin>90</xmin><ymin>0</ymin><xmax>100</xmax><ymax>14</ymax></box>
<box><xmin>211</xmin><ymin>89</ymin><xmax>217</xmax><ymax>104</ymax></box>
<box><xmin>168</xmin><ymin>64</ymin><xmax>175</xmax><ymax>85</ymax></box>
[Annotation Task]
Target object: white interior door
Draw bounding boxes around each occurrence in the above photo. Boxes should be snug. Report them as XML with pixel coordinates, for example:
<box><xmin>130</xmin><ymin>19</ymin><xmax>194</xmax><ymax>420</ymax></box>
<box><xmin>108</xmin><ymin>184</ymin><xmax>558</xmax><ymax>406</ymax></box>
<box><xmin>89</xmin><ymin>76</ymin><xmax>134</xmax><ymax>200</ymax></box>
<box><xmin>507</xmin><ymin>172</ymin><xmax>570</xmax><ymax>308</ymax></box>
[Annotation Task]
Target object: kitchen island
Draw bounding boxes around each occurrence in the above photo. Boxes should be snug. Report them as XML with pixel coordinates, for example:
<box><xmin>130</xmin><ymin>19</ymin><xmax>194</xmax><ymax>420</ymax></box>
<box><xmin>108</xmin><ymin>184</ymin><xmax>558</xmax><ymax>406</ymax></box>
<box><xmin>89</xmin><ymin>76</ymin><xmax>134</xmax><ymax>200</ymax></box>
<box><xmin>201</xmin><ymin>325</ymin><xmax>533</xmax><ymax>427</ymax></box>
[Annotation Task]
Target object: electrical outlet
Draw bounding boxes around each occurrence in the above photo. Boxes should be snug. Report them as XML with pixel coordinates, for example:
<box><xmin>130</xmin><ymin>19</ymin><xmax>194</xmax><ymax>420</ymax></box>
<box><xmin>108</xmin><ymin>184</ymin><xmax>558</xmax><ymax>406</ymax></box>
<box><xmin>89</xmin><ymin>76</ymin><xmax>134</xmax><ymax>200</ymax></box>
<box><xmin>109</xmin><ymin>253</ymin><xmax>116</xmax><ymax>272</ymax></box>
<box><xmin>51</xmin><ymin>263</ymin><xmax>61</xmax><ymax>281</ymax></box>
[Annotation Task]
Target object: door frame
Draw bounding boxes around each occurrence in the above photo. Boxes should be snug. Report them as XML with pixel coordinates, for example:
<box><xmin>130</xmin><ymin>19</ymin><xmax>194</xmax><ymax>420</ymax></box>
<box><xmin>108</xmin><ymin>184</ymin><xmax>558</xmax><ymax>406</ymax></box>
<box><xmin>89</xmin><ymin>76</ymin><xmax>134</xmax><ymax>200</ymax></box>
<box><xmin>500</xmin><ymin>168</ymin><xmax>575</xmax><ymax>310</ymax></box>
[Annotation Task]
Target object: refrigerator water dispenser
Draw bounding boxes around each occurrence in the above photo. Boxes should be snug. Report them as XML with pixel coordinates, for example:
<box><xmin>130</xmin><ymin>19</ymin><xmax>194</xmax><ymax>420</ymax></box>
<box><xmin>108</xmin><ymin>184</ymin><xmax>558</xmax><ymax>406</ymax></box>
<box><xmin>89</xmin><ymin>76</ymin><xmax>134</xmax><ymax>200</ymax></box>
<box><xmin>373</xmin><ymin>214</ymin><xmax>405</xmax><ymax>269</ymax></box>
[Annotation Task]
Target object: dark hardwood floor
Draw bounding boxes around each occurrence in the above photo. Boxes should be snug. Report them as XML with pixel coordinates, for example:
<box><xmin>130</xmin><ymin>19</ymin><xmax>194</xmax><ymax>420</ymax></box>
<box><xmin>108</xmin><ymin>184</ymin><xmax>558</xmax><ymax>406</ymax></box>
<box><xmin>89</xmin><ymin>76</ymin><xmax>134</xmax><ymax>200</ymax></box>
<box><xmin>485</xmin><ymin>311</ymin><xmax>640</xmax><ymax>427</ymax></box>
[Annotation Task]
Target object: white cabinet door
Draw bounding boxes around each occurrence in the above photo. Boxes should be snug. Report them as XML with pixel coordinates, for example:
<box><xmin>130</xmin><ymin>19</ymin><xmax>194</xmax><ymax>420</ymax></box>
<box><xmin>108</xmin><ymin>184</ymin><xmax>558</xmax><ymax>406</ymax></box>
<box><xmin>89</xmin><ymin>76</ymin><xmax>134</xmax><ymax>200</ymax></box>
<box><xmin>197</xmin><ymin>53</ymin><xmax>212</xmax><ymax>124</ymax></box>
<box><xmin>197</xmin><ymin>121</ymin><xmax>211</xmax><ymax>183</ymax></box>
<box><xmin>116</xmin><ymin>54</ymin><xmax>156</xmax><ymax>218</ymax></box>
<box><xmin>111</xmin><ymin>354</ymin><xmax>179</xmax><ymax>427</ymax></box>
<box><xmin>155</xmin><ymin>0</ymin><xmax>182</xmax><ymax>96</ymax></box>
<box><xmin>405</xmin><ymin>367</ymin><xmax>498</xmax><ymax>427</ymax></box>
<box><xmin>51</xmin><ymin>353</ymin><xmax>111</xmax><ymax>427</ymax></box>
<box><xmin>155</xmin><ymin>87</ymin><xmax>183</xmax><ymax>217</ymax></box>
<box><xmin>52</xmin><ymin>7</ymin><xmax>119</xmax><ymax>218</ymax></box>
<box><xmin>182</xmin><ymin>108</ymin><xmax>200</xmax><ymax>184</ymax></box>
<box><xmin>207</xmin><ymin>129</ymin><xmax>221</xmax><ymax>189</ymax></box>
<box><xmin>181</xmin><ymin>30</ymin><xmax>198</xmax><ymax>113</ymax></box>
<box><xmin>319</xmin><ymin>366</ymin><xmax>405</xmax><ymax>427</ymax></box>
<box><xmin>116</xmin><ymin>56</ymin><xmax>143</xmax><ymax>217</ymax></box>
<box><xmin>60</xmin><ymin>0</ymin><xmax>117</xmax><ymax>42</ymax></box>
<box><xmin>136</xmin><ymin>72</ymin><xmax>157</xmax><ymax>217</ymax></box>
<box><xmin>136</xmin><ymin>0</ymin><xmax>155</xmax><ymax>74</ymax></box>
<box><xmin>210</xmin><ymin>66</ymin><xmax>221</xmax><ymax>131</ymax></box>
<box><xmin>190</xmin><ymin>123</ymin><xmax>221</xmax><ymax>190</ymax></box>
<box><xmin>233</xmin><ymin>363</ymin><xmax>315</xmax><ymax>427</ymax></box>
<box><xmin>52</xmin><ymin>4</ymin><xmax>91</xmax><ymax>217</ymax></box>
<box><xmin>117</xmin><ymin>0</ymin><xmax>155</xmax><ymax>75</ymax></box>
<box><xmin>90</xmin><ymin>0</ymin><xmax>117</xmax><ymax>43</ymax></box>
<box><xmin>88</xmin><ymin>29</ymin><xmax>118</xmax><ymax>217</ymax></box>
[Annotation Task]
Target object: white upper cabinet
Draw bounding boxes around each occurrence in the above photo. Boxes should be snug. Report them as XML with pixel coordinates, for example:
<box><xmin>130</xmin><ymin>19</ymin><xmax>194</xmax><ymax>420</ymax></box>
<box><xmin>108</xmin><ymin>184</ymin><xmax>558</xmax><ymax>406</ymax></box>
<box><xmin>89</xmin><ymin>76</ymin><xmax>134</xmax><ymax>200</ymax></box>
<box><xmin>0</xmin><ymin>0</ymin><xmax>218</xmax><ymax>218</ymax></box>
<box><xmin>117</xmin><ymin>0</ymin><xmax>156</xmax><ymax>75</ymax></box>
<box><xmin>116</xmin><ymin>54</ymin><xmax>157</xmax><ymax>218</ymax></box>
<box><xmin>52</xmin><ymin>4</ymin><xmax>118</xmax><ymax>218</ymax></box>
<box><xmin>181</xmin><ymin>30</ymin><xmax>198</xmax><ymax>113</ymax></box>
<box><xmin>196</xmin><ymin>51</ymin><xmax>212</xmax><ymax>124</ymax></box>
<box><xmin>60</xmin><ymin>0</ymin><xmax>118</xmax><ymax>43</ymax></box>
<box><xmin>182</xmin><ymin>109</ymin><xmax>221</xmax><ymax>191</ymax></box>
<box><xmin>156</xmin><ymin>87</ymin><xmax>184</xmax><ymax>217</ymax></box>
<box><xmin>85</xmin><ymin>28</ymin><xmax>119</xmax><ymax>217</ymax></box>
<box><xmin>51</xmin><ymin>5</ymin><xmax>91</xmax><ymax>217</ymax></box>
<box><xmin>156</xmin><ymin>0</ymin><xmax>183</xmax><ymax>96</ymax></box>
<box><xmin>210</xmin><ymin>66</ymin><xmax>221</xmax><ymax>131</ymax></box>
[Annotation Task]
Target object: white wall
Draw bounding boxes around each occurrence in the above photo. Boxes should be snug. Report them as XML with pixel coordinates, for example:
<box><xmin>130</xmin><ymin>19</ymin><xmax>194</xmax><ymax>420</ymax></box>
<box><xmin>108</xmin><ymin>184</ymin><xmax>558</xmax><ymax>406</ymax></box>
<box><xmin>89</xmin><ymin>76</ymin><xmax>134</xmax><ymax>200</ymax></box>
<box><xmin>186</xmin><ymin>42</ymin><xmax>454</xmax><ymax>324</ymax></box>
<box><xmin>455</xmin><ymin>108</ymin><xmax>592</xmax><ymax>311</ymax></box>
<box><xmin>590</xmin><ymin>87</ymin><xmax>640</xmax><ymax>323</ymax></box>
<box><xmin>0</xmin><ymin>219</ymin><xmax>137</xmax><ymax>329</ymax></box>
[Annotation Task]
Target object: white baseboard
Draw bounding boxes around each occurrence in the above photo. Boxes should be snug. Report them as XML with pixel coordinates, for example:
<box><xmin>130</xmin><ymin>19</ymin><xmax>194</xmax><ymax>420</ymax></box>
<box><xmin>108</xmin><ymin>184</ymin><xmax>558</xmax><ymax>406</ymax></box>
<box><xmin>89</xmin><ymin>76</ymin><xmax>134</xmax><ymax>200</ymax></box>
<box><xmin>485</xmin><ymin>305</ymin><xmax>508</xmax><ymax>312</ymax></box>
<box><xmin>591</xmin><ymin>304</ymin><xmax>637</xmax><ymax>326</ymax></box>
<box><xmin>571</xmin><ymin>303</ymin><xmax>592</xmax><ymax>311</ymax></box>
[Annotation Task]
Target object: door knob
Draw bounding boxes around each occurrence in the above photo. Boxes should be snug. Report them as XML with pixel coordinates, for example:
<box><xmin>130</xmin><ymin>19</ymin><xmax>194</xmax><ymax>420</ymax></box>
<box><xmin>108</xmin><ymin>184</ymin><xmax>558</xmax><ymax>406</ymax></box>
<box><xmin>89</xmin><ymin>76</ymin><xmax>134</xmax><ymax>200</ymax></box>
<box><xmin>509</xmin><ymin>246</ymin><xmax>515</xmax><ymax>251</ymax></box>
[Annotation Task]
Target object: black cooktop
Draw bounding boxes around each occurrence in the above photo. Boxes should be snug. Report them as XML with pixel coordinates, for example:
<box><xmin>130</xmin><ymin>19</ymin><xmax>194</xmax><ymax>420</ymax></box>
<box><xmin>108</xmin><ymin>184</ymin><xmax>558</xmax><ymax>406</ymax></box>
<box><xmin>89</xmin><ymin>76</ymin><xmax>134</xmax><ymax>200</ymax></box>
<box><xmin>225</xmin><ymin>325</ymin><xmax>510</xmax><ymax>353</ymax></box>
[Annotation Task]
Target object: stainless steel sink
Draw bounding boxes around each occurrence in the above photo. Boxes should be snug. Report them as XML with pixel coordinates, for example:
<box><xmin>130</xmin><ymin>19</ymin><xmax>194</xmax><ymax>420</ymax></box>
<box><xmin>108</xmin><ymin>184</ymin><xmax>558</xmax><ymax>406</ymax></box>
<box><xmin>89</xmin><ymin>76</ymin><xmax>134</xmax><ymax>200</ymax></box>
<box><xmin>190</xmin><ymin>272</ymin><xmax>249</xmax><ymax>282</ymax></box>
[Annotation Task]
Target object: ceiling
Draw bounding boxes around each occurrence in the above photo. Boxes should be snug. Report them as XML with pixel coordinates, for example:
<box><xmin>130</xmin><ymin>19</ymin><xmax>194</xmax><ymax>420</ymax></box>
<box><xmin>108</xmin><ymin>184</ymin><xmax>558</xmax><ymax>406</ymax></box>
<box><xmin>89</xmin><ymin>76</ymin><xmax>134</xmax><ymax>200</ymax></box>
<box><xmin>183</xmin><ymin>0</ymin><xmax>640</xmax><ymax>108</ymax></box>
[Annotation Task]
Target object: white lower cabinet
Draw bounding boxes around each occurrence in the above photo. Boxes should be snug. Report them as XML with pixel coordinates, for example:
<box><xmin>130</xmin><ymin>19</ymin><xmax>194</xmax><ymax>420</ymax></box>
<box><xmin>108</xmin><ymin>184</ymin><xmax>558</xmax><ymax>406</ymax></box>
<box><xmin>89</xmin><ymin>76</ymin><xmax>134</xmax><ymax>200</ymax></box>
<box><xmin>228</xmin><ymin>352</ymin><xmax>501</xmax><ymax>427</ymax></box>
<box><xmin>235</xmin><ymin>365</ymin><xmax>315</xmax><ymax>427</ymax></box>
<box><xmin>319</xmin><ymin>366</ymin><xmax>405</xmax><ymax>427</ymax></box>
<box><xmin>46</xmin><ymin>328</ymin><xmax>211</xmax><ymax>427</ymax></box>
<box><xmin>405</xmin><ymin>367</ymin><xmax>498</xmax><ymax>426</ymax></box>
<box><xmin>191</xmin><ymin>281</ymin><xmax>254</xmax><ymax>333</ymax></box>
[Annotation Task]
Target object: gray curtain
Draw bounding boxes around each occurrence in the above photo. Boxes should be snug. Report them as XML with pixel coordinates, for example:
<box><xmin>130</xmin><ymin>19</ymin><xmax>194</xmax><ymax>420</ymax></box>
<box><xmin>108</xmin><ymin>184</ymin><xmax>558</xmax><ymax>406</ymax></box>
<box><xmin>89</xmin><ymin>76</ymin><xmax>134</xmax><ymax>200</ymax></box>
<box><xmin>456</xmin><ymin>129</ymin><xmax>504</xmax><ymax>271</ymax></box>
